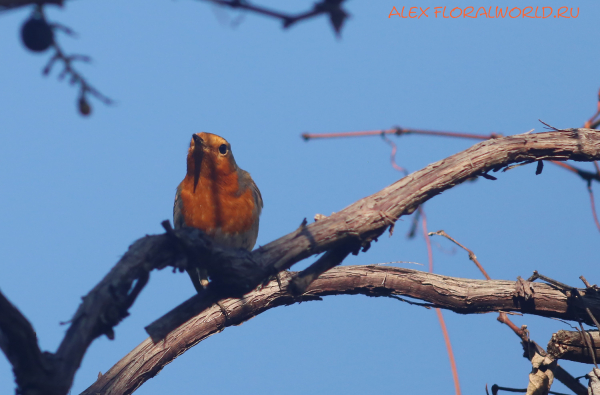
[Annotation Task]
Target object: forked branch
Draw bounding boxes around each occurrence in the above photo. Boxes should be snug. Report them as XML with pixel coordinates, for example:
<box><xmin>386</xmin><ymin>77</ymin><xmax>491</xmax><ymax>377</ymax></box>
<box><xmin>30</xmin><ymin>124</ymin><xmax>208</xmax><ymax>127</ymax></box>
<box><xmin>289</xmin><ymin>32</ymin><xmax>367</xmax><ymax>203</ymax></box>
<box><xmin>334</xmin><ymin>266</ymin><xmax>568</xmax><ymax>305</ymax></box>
<box><xmin>2</xmin><ymin>129</ymin><xmax>600</xmax><ymax>395</ymax></box>
<box><xmin>83</xmin><ymin>266</ymin><xmax>600</xmax><ymax>395</ymax></box>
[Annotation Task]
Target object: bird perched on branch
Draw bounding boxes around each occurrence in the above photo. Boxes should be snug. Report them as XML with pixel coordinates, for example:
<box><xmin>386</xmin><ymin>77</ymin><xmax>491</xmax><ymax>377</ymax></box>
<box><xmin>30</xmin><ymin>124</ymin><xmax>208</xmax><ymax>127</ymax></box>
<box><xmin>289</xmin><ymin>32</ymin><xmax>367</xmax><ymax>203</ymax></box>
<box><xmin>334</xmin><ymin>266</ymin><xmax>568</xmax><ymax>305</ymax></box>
<box><xmin>174</xmin><ymin>132</ymin><xmax>263</xmax><ymax>292</ymax></box>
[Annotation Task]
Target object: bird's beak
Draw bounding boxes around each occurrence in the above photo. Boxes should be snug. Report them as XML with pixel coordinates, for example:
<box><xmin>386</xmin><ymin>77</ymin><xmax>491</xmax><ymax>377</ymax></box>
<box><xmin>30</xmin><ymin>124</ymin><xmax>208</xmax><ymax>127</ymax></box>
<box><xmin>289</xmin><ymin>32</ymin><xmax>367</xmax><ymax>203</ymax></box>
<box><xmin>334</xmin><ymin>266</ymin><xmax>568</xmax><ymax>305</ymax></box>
<box><xmin>192</xmin><ymin>134</ymin><xmax>204</xmax><ymax>147</ymax></box>
<box><xmin>192</xmin><ymin>134</ymin><xmax>204</xmax><ymax>193</ymax></box>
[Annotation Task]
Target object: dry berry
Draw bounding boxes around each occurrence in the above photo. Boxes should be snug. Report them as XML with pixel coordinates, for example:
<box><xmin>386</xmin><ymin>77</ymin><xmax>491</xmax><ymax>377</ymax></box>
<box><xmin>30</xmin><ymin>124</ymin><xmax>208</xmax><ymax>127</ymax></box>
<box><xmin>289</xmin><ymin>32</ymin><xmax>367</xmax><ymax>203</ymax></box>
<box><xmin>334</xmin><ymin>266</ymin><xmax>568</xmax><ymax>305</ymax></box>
<box><xmin>21</xmin><ymin>16</ymin><xmax>54</xmax><ymax>52</ymax></box>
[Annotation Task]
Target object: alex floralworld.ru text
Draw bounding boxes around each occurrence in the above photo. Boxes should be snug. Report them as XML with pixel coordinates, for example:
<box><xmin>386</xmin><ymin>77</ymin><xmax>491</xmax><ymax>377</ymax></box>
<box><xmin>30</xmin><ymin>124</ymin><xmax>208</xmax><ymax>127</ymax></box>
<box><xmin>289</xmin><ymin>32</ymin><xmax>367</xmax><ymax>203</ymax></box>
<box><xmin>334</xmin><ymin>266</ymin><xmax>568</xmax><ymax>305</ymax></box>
<box><xmin>389</xmin><ymin>6</ymin><xmax>579</xmax><ymax>19</ymax></box>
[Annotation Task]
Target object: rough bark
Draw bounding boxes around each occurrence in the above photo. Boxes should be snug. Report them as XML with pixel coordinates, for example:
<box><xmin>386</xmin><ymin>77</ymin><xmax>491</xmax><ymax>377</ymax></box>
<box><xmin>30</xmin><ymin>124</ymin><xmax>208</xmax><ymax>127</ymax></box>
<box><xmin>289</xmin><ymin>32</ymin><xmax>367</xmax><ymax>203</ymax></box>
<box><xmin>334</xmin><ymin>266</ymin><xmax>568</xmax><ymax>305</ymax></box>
<box><xmin>82</xmin><ymin>266</ymin><xmax>600</xmax><ymax>395</ymax></box>
<box><xmin>2</xmin><ymin>129</ymin><xmax>600</xmax><ymax>395</ymax></box>
<box><xmin>548</xmin><ymin>330</ymin><xmax>600</xmax><ymax>364</ymax></box>
<box><xmin>149</xmin><ymin>129</ymin><xmax>600</xmax><ymax>339</ymax></box>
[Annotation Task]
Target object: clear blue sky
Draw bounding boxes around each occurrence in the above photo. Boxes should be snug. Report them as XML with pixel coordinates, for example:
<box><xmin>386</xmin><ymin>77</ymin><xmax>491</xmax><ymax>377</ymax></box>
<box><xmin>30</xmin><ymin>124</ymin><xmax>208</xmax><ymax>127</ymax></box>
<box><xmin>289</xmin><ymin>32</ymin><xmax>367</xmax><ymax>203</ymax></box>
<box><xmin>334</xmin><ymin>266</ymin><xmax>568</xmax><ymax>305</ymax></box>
<box><xmin>1</xmin><ymin>0</ymin><xmax>599</xmax><ymax>393</ymax></box>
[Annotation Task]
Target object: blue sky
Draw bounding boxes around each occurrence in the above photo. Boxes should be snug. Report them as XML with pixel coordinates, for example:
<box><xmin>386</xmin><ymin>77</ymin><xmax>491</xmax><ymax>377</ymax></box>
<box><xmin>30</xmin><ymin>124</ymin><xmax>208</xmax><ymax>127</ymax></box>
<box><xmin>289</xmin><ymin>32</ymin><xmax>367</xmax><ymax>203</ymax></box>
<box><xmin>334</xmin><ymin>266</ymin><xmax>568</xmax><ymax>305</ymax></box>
<box><xmin>1</xmin><ymin>0</ymin><xmax>599</xmax><ymax>394</ymax></box>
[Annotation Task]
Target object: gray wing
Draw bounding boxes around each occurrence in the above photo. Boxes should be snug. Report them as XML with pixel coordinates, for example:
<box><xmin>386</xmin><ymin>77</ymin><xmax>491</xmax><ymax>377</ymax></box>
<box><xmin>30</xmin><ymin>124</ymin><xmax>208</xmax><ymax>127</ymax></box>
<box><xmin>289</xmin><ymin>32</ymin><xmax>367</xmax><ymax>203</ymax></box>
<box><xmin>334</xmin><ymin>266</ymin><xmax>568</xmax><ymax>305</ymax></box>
<box><xmin>239</xmin><ymin>169</ymin><xmax>263</xmax><ymax>215</ymax></box>
<box><xmin>173</xmin><ymin>185</ymin><xmax>186</xmax><ymax>229</ymax></box>
<box><xmin>237</xmin><ymin>169</ymin><xmax>262</xmax><ymax>250</ymax></box>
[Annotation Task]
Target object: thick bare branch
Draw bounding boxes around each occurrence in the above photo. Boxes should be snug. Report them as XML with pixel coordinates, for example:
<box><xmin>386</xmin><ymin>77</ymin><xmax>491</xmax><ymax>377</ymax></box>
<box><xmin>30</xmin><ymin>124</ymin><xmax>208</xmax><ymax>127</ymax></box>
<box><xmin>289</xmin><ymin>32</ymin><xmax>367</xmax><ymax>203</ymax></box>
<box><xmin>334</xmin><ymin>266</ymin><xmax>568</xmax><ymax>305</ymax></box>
<box><xmin>82</xmin><ymin>266</ymin><xmax>600</xmax><ymax>395</ymax></box>
<box><xmin>150</xmin><ymin>129</ymin><xmax>600</xmax><ymax>337</ymax></box>
<box><xmin>0</xmin><ymin>290</ymin><xmax>59</xmax><ymax>394</ymax></box>
<box><xmin>5</xmin><ymin>129</ymin><xmax>600</xmax><ymax>395</ymax></box>
<box><xmin>548</xmin><ymin>330</ymin><xmax>600</xmax><ymax>364</ymax></box>
<box><xmin>255</xmin><ymin>129</ymin><xmax>600</xmax><ymax>280</ymax></box>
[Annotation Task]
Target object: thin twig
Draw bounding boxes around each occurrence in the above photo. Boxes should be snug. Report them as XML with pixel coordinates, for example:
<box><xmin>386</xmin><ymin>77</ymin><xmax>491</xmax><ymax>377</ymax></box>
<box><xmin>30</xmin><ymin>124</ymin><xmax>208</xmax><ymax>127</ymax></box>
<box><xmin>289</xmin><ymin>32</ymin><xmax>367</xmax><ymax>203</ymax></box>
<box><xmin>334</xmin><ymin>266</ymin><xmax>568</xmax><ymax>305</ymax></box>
<box><xmin>387</xmin><ymin>294</ymin><xmax>435</xmax><ymax>308</ymax></box>
<box><xmin>580</xmin><ymin>276</ymin><xmax>593</xmax><ymax>289</ymax></box>
<box><xmin>527</xmin><ymin>270</ymin><xmax>575</xmax><ymax>291</ymax></box>
<box><xmin>433</xmin><ymin>235</ymin><xmax>587</xmax><ymax>395</ymax></box>
<box><xmin>587</xmin><ymin>181</ymin><xmax>600</xmax><ymax>233</ymax></box>
<box><xmin>420</xmin><ymin>209</ymin><xmax>462</xmax><ymax>395</ymax></box>
<box><xmin>583</xmin><ymin>88</ymin><xmax>600</xmax><ymax>129</ymax></box>
<box><xmin>303</xmin><ymin>127</ymin><xmax>600</xmax><ymax>187</ymax></box>
<box><xmin>302</xmin><ymin>127</ymin><xmax>500</xmax><ymax>141</ymax></box>
<box><xmin>381</xmin><ymin>132</ymin><xmax>408</xmax><ymax>175</ymax></box>
<box><xmin>578</xmin><ymin>323</ymin><xmax>598</xmax><ymax>368</ymax></box>
<box><xmin>35</xmin><ymin>5</ymin><xmax>112</xmax><ymax>114</ymax></box>
<box><xmin>428</xmin><ymin>230</ymin><xmax>491</xmax><ymax>280</ymax></box>
<box><xmin>550</xmin><ymin>160</ymin><xmax>600</xmax><ymax>183</ymax></box>
<box><xmin>488</xmin><ymin>384</ymin><xmax>569</xmax><ymax>395</ymax></box>
<box><xmin>382</xmin><ymin>131</ymin><xmax>461</xmax><ymax>395</ymax></box>
<box><xmin>202</xmin><ymin>0</ymin><xmax>349</xmax><ymax>34</ymax></box>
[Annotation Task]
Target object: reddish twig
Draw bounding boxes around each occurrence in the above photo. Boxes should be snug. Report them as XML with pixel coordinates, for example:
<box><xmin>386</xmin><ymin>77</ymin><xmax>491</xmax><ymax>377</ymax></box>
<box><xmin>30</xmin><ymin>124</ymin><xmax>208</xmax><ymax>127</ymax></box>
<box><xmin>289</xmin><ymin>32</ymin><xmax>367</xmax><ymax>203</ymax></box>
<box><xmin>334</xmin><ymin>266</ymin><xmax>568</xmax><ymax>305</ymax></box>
<box><xmin>424</xmin><ymin>232</ymin><xmax>585</xmax><ymax>394</ymax></box>
<box><xmin>592</xmin><ymin>162</ymin><xmax>600</xmax><ymax>233</ymax></box>
<box><xmin>426</xmin><ymin>233</ymin><xmax>524</xmax><ymax>343</ymax></box>
<box><xmin>421</xmin><ymin>209</ymin><xmax>462</xmax><ymax>395</ymax></box>
<box><xmin>428</xmin><ymin>230</ymin><xmax>491</xmax><ymax>280</ymax></box>
<box><xmin>304</xmin><ymin>127</ymin><xmax>600</xmax><ymax>186</ymax></box>
<box><xmin>497</xmin><ymin>312</ymin><xmax>527</xmax><ymax>339</ymax></box>
<box><xmin>421</xmin><ymin>209</ymin><xmax>434</xmax><ymax>273</ymax></box>
<box><xmin>497</xmin><ymin>295</ymin><xmax>588</xmax><ymax>395</ymax></box>
<box><xmin>549</xmin><ymin>160</ymin><xmax>600</xmax><ymax>183</ymax></box>
<box><xmin>381</xmin><ymin>133</ymin><xmax>408</xmax><ymax>175</ymax></box>
<box><xmin>550</xmin><ymin>161</ymin><xmax>600</xmax><ymax>233</ymax></box>
<box><xmin>584</xmin><ymin>88</ymin><xmax>600</xmax><ymax>129</ymax></box>
<box><xmin>302</xmin><ymin>127</ymin><xmax>500</xmax><ymax>141</ymax></box>
<box><xmin>306</xmin><ymin>126</ymin><xmax>600</xmax><ymax>239</ymax></box>
<box><xmin>587</xmin><ymin>182</ymin><xmax>600</xmax><ymax>234</ymax></box>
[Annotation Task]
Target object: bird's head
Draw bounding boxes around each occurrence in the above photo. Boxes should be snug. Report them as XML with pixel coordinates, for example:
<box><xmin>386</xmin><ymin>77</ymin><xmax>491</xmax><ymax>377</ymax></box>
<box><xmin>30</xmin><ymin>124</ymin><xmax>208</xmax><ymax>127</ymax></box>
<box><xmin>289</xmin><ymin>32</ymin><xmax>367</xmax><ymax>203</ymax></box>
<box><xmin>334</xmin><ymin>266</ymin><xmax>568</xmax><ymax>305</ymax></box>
<box><xmin>186</xmin><ymin>132</ymin><xmax>238</xmax><ymax>188</ymax></box>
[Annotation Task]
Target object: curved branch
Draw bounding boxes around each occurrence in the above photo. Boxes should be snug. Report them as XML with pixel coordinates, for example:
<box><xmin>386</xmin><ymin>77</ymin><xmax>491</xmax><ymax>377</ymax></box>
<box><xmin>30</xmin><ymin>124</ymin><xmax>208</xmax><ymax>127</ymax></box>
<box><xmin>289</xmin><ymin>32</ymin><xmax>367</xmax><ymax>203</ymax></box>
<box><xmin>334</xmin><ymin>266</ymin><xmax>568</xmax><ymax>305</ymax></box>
<box><xmin>0</xmin><ymin>290</ymin><xmax>52</xmax><ymax>394</ymax></box>
<box><xmin>81</xmin><ymin>265</ymin><xmax>600</xmax><ymax>395</ymax></box>
<box><xmin>149</xmin><ymin>129</ymin><xmax>600</xmax><ymax>338</ymax></box>
<box><xmin>255</xmin><ymin>129</ymin><xmax>600</xmax><ymax>276</ymax></box>
<box><xmin>5</xmin><ymin>129</ymin><xmax>600</xmax><ymax>395</ymax></box>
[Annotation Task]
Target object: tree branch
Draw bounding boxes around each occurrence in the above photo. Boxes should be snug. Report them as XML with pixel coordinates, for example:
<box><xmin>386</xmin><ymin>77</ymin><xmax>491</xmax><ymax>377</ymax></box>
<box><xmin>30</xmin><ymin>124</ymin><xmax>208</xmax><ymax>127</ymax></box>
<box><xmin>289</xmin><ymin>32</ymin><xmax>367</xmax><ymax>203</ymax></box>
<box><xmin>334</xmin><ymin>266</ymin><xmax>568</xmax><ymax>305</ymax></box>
<box><xmin>497</xmin><ymin>313</ymin><xmax>588</xmax><ymax>395</ymax></box>
<box><xmin>203</xmin><ymin>0</ymin><xmax>349</xmax><ymax>35</ymax></box>
<box><xmin>0</xmin><ymin>0</ymin><xmax>63</xmax><ymax>11</ymax></box>
<box><xmin>149</xmin><ymin>129</ymin><xmax>600</xmax><ymax>337</ymax></box>
<box><xmin>0</xmin><ymin>290</ymin><xmax>55</xmax><ymax>394</ymax></box>
<box><xmin>82</xmin><ymin>266</ymin><xmax>600</xmax><ymax>395</ymax></box>
<box><xmin>548</xmin><ymin>330</ymin><xmax>600</xmax><ymax>364</ymax></box>
<box><xmin>253</xmin><ymin>129</ymin><xmax>600</xmax><ymax>285</ymax></box>
<box><xmin>3</xmin><ymin>129</ymin><xmax>600</xmax><ymax>395</ymax></box>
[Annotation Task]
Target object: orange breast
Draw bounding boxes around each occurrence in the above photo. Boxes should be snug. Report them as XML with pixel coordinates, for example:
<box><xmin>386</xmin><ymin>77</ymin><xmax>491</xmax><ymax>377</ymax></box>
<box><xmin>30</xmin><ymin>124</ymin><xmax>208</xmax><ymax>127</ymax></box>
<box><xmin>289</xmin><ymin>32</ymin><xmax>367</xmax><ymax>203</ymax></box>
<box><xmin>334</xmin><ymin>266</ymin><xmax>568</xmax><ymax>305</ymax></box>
<box><xmin>179</xmin><ymin>173</ymin><xmax>256</xmax><ymax>236</ymax></box>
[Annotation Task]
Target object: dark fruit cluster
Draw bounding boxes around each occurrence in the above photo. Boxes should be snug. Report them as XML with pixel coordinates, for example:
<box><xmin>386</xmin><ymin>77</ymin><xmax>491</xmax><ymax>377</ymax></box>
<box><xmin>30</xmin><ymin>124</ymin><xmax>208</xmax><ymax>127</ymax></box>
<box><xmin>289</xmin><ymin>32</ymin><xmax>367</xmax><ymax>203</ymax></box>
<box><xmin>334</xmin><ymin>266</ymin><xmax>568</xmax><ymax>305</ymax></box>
<box><xmin>21</xmin><ymin>16</ymin><xmax>54</xmax><ymax>52</ymax></box>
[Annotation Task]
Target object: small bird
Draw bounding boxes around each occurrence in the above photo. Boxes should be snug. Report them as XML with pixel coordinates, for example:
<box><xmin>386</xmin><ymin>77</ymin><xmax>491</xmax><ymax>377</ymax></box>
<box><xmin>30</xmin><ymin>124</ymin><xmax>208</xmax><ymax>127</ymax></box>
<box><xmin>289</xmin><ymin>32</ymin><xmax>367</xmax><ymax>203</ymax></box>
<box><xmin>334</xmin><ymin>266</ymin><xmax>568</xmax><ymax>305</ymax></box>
<box><xmin>174</xmin><ymin>132</ymin><xmax>263</xmax><ymax>292</ymax></box>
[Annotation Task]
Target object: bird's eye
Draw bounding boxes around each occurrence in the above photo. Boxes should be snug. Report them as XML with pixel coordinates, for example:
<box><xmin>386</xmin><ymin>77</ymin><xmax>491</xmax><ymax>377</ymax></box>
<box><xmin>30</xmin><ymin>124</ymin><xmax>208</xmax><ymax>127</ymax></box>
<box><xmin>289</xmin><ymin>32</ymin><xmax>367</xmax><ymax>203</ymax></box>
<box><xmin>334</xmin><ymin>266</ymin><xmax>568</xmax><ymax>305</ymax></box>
<box><xmin>218</xmin><ymin>144</ymin><xmax>228</xmax><ymax>155</ymax></box>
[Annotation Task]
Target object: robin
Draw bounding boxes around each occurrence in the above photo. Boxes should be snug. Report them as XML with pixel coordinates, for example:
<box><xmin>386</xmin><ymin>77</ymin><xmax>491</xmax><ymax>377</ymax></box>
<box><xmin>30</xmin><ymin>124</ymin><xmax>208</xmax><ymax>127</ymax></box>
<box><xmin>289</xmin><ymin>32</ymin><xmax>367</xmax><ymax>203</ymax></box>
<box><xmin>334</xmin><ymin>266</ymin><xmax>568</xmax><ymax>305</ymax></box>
<box><xmin>174</xmin><ymin>132</ymin><xmax>263</xmax><ymax>292</ymax></box>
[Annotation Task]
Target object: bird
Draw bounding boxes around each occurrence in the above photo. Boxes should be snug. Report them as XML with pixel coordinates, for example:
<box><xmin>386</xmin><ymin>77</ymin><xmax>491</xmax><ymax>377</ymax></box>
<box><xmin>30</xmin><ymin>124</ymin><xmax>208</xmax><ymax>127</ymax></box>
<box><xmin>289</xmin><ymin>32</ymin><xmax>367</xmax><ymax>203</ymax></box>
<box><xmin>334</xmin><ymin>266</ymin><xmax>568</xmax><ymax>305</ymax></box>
<box><xmin>174</xmin><ymin>132</ymin><xmax>263</xmax><ymax>293</ymax></box>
